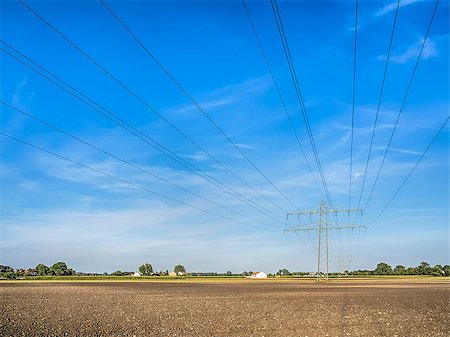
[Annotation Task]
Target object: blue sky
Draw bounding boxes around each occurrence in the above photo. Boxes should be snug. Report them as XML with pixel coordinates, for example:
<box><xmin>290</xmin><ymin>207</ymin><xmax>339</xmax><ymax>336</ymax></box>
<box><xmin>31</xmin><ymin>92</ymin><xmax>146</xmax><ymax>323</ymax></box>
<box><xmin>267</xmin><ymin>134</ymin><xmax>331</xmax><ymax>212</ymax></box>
<box><xmin>1</xmin><ymin>0</ymin><xmax>448</xmax><ymax>273</ymax></box>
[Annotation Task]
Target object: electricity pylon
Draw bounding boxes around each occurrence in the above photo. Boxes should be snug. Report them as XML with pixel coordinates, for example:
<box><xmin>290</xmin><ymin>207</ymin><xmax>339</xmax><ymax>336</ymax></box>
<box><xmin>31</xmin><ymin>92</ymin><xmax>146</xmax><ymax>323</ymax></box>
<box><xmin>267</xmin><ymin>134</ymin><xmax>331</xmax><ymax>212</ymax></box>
<box><xmin>284</xmin><ymin>200</ymin><xmax>364</xmax><ymax>282</ymax></box>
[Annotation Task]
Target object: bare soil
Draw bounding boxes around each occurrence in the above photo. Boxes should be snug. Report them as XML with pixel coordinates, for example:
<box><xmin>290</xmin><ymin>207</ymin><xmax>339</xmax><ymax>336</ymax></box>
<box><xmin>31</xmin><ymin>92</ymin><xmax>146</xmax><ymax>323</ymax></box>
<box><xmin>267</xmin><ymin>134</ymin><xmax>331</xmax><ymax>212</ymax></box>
<box><xmin>1</xmin><ymin>280</ymin><xmax>449</xmax><ymax>336</ymax></box>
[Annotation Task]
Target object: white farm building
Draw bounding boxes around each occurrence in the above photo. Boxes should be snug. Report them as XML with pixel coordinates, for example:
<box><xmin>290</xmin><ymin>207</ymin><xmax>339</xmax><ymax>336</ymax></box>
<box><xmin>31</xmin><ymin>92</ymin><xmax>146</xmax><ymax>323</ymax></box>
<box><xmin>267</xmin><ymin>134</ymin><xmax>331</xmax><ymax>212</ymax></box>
<box><xmin>250</xmin><ymin>271</ymin><xmax>267</xmax><ymax>279</ymax></box>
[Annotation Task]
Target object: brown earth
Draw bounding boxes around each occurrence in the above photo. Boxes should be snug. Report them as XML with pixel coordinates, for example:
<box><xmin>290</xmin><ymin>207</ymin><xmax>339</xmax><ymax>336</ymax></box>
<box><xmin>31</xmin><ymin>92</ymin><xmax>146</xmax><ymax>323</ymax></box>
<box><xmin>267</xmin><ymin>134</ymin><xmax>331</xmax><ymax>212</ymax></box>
<box><xmin>1</xmin><ymin>280</ymin><xmax>449</xmax><ymax>337</ymax></box>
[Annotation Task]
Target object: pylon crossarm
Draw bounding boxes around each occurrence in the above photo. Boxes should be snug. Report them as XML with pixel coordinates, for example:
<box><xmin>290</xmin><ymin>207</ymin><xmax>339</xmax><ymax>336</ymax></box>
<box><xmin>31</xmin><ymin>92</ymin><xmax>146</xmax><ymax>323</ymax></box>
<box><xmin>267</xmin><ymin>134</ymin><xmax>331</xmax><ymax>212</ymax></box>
<box><xmin>288</xmin><ymin>208</ymin><xmax>361</xmax><ymax>216</ymax></box>
<box><xmin>287</xmin><ymin>210</ymin><xmax>319</xmax><ymax>216</ymax></box>
<box><xmin>284</xmin><ymin>227</ymin><xmax>323</xmax><ymax>232</ymax></box>
<box><xmin>324</xmin><ymin>221</ymin><xmax>366</xmax><ymax>228</ymax></box>
<box><xmin>284</xmin><ymin>228</ymin><xmax>315</xmax><ymax>232</ymax></box>
<box><xmin>322</xmin><ymin>225</ymin><xmax>365</xmax><ymax>230</ymax></box>
<box><xmin>283</xmin><ymin>223</ymin><xmax>319</xmax><ymax>232</ymax></box>
<box><xmin>329</xmin><ymin>208</ymin><xmax>361</xmax><ymax>213</ymax></box>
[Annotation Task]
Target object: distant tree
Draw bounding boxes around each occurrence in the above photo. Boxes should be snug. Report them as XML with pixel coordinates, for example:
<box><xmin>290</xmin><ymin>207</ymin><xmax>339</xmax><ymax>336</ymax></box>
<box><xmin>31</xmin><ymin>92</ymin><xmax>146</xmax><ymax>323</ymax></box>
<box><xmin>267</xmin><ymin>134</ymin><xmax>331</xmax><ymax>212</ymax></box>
<box><xmin>49</xmin><ymin>262</ymin><xmax>74</xmax><ymax>276</ymax></box>
<box><xmin>50</xmin><ymin>262</ymin><xmax>67</xmax><ymax>275</ymax></box>
<box><xmin>374</xmin><ymin>262</ymin><xmax>393</xmax><ymax>275</ymax></box>
<box><xmin>281</xmin><ymin>268</ymin><xmax>290</xmax><ymax>276</ymax></box>
<box><xmin>431</xmin><ymin>265</ymin><xmax>444</xmax><ymax>276</ymax></box>
<box><xmin>226</xmin><ymin>271</ymin><xmax>232</xmax><ymax>276</ymax></box>
<box><xmin>36</xmin><ymin>264</ymin><xmax>49</xmax><ymax>276</ymax></box>
<box><xmin>165</xmin><ymin>269</ymin><xmax>169</xmax><ymax>276</ymax></box>
<box><xmin>242</xmin><ymin>271</ymin><xmax>249</xmax><ymax>277</ymax></box>
<box><xmin>112</xmin><ymin>270</ymin><xmax>123</xmax><ymax>276</ymax></box>
<box><xmin>139</xmin><ymin>263</ymin><xmax>153</xmax><ymax>276</ymax></box>
<box><xmin>174</xmin><ymin>265</ymin><xmax>186</xmax><ymax>274</ymax></box>
<box><xmin>417</xmin><ymin>262</ymin><xmax>432</xmax><ymax>275</ymax></box>
<box><xmin>394</xmin><ymin>265</ymin><xmax>406</xmax><ymax>275</ymax></box>
<box><xmin>0</xmin><ymin>265</ymin><xmax>13</xmax><ymax>273</ymax></box>
<box><xmin>441</xmin><ymin>265</ymin><xmax>450</xmax><ymax>276</ymax></box>
<box><xmin>405</xmin><ymin>267</ymin><xmax>417</xmax><ymax>275</ymax></box>
<box><xmin>2</xmin><ymin>271</ymin><xmax>16</xmax><ymax>279</ymax></box>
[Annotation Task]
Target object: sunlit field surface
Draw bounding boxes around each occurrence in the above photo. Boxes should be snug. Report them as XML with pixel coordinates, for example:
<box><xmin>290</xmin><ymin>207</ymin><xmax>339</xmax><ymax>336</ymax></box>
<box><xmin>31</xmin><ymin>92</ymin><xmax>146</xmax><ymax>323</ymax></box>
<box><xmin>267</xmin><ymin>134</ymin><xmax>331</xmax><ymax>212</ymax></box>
<box><xmin>1</xmin><ymin>278</ymin><xmax>449</xmax><ymax>337</ymax></box>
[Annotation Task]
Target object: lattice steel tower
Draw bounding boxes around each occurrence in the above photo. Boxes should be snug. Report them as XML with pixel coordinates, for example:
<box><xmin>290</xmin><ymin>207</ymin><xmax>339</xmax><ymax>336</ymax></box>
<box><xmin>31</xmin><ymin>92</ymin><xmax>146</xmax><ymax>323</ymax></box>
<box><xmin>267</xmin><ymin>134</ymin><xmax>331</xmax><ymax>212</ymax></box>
<box><xmin>284</xmin><ymin>201</ymin><xmax>364</xmax><ymax>282</ymax></box>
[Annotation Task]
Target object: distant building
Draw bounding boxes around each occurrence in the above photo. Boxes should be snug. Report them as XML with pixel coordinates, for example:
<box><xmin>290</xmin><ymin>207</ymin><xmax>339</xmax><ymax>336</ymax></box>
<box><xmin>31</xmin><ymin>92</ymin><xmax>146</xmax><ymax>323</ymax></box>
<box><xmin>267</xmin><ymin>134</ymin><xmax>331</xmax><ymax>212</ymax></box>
<box><xmin>169</xmin><ymin>272</ymin><xmax>177</xmax><ymax>277</ymax></box>
<box><xmin>132</xmin><ymin>272</ymin><xmax>142</xmax><ymax>277</ymax></box>
<box><xmin>250</xmin><ymin>271</ymin><xmax>267</xmax><ymax>279</ymax></box>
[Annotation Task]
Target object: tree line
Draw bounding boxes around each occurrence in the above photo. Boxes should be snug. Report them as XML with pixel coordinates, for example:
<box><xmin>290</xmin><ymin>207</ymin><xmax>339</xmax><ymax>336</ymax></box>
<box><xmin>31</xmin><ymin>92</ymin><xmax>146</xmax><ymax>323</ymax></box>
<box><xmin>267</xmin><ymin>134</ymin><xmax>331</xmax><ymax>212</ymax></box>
<box><xmin>1</xmin><ymin>261</ymin><xmax>449</xmax><ymax>279</ymax></box>
<box><xmin>270</xmin><ymin>262</ymin><xmax>450</xmax><ymax>277</ymax></box>
<box><xmin>0</xmin><ymin>262</ymin><xmax>187</xmax><ymax>279</ymax></box>
<box><xmin>349</xmin><ymin>262</ymin><xmax>450</xmax><ymax>276</ymax></box>
<box><xmin>0</xmin><ymin>262</ymin><xmax>75</xmax><ymax>279</ymax></box>
<box><xmin>111</xmin><ymin>264</ymin><xmax>186</xmax><ymax>276</ymax></box>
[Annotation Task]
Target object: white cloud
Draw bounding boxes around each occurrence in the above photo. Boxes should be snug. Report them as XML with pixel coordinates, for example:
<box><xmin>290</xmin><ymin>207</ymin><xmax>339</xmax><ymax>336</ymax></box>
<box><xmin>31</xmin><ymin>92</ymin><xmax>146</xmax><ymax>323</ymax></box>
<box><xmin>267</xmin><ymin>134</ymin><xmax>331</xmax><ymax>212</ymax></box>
<box><xmin>234</xmin><ymin>143</ymin><xmax>256</xmax><ymax>150</ymax></box>
<box><xmin>175</xmin><ymin>97</ymin><xmax>234</xmax><ymax>115</ymax></box>
<box><xmin>379</xmin><ymin>37</ymin><xmax>438</xmax><ymax>64</ymax></box>
<box><xmin>375</xmin><ymin>0</ymin><xmax>425</xmax><ymax>17</ymax></box>
<box><xmin>17</xmin><ymin>78</ymin><xmax>28</xmax><ymax>88</ymax></box>
<box><xmin>373</xmin><ymin>146</ymin><xmax>421</xmax><ymax>156</ymax></box>
<box><xmin>181</xmin><ymin>152</ymin><xmax>209</xmax><ymax>162</ymax></box>
<box><xmin>19</xmin><ymin>180</ymin><xmax>38</xmax><ymax>191</ymax></box>
<box><xmin>167</xmin><ymin>75</ymin><xmax>272</xmax><ymax>117</ymax></box>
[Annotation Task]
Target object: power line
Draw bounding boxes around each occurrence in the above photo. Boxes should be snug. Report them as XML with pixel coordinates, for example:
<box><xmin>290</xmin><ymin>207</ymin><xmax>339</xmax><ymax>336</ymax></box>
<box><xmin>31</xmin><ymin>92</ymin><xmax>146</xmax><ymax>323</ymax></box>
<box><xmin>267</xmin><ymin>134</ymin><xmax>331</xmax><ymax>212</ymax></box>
<box><xmin>100</xmin><ymin>0</ymin><xmax>300</xmax><ymax>212</ymax></box>
<box><xmin>0</xmin><ymin>131</ymin><xmax>280</xmax><ymax>233</ymax></box>
<box><xmin>355</xmin><ymin>0</ymin><xmax>400</xmax><ymax>211</ymax></box>
<box><xmin>348</xmin><ymin>0</ymin><xmax>359</xmax><ymax>212</ymax></box>
<box><xmin>1</xmin><ymin>101</ymin><xmax>281</xmax><ymax>232</ymax></box>
<box><xmin>18</xmin><ymin>0</ymin><xmax>289</xmax><ymax>215</ymax></box>
<box><xmin>241</xmin><ymin>0</ymin><xmax>323</xmax><ymax>200</ymax></box>
<box><xmin>369</xmin><ymin>114</ymin><xmax>449</xmax><ymax>226</ymax></box>
<box><xmin>0</xmin><ymin>42</ymin><xmax>287</xmax><ymax>226</ymax></box>
<box><xmin>270</xmin><ymin>0</ymin><xmax>334</xmax><ymax>208</ymax></box>
<box><xmin>363</xmin><ymin>0</ymin><xmax>440</xmax><ymax>212</ymax></box>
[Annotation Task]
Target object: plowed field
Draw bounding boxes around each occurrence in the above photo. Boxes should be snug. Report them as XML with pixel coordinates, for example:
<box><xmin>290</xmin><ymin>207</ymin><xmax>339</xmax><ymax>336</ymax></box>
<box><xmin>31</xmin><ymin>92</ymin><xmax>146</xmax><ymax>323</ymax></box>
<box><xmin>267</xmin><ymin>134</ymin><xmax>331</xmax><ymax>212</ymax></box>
<box><xmin>1</xmin><ymin>280</ymin><xmax>449</xmax><ymax>336</ymax></box>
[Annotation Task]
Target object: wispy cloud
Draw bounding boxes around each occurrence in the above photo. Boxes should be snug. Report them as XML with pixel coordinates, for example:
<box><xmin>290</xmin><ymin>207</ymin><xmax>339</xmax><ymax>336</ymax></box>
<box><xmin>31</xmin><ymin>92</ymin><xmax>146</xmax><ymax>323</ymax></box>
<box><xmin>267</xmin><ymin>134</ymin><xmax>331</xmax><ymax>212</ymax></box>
<box><xmin>234</xmin><ymin>143</ymin><xmax>256</xmax><ymax>151</ymax></box>
<box><xmin>176</xmin><ymin>97</ymin><xmax>235</xmax><ymax>115</ymax></box>
<box><xmin>379</xmin><ymin>37</ymin><xmax>438</xmax><ymax>64</ymax></box>
<box><xmin>19</xmin><ymin>180</ymin><xmax>38</xmax><ymax>191</ymax></box>
<box><xmin>375</xmin><ymin>0</ymin><xmax>425</xmax><ymax>17</ymax></box>
<box><xmin>181</xmin><ymin>152</ymin><xmax>210</xmax><ymax>162</ymax></box>
<box><xmin>168</xmin><ymin>75</ymin><xmax>273</xmax><ymax>117</ymax></box>
<box><xmin>336</xmin><ymin>122</ymin><xmax>395</xmax><ymax>135</ymax></box>
<box><xmin>373</xmin><ymin>146</ymin><xmax>421</xmax><ymax>156</ymax></box>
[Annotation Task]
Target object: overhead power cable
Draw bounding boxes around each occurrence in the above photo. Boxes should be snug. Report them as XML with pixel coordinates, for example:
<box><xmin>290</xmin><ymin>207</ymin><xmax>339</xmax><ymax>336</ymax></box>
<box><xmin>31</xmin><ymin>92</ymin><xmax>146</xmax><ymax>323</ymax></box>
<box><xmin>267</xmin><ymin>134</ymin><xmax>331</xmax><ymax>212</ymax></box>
<box><xmin>19</xmin><ymin>0</ymin><xmax>289</xmax><ymax>215</ymax></box>
<box><xmin>0</xmin><ymin>42</ymin><xmax>287</xmax><ymax>226</ymax></box>
<box><xmin>269</xmin><ymin>0</ymin><xmax>334</xmax><ymax>208</ymax></box>
<box><xmin>363</xmin><ymin>0</ymin><xmax>440</xmax><ymax>211</ymax></box>
<box><xmin>0</xmin><ymin>132</ymin><xmax>280</xmax><ymax>232</ymax></box>
<box><xmin>348</xmin><ymin>0</ymin><xmax>359</xmax><ymax>211</ymax></box>
<box><xmin>355</xmin><ymin>0</ymin><xmax>400</xmax><ymax>211</ymax></box>
<box><xmin>1</xmin><ymin>101</ymin><xmax>281</xmax><ymax>231</ymax></box>
<box><xmin>241</xmin><ymin>0</ymin><xmax>323</xmax><ymax>200</ymax></box>
<box><xmin>101</xmin><ymin>0</ymin><xmax>300</xmax><ymax>211</ymax></box>
<box><xmin>369</xmin><ymin>114</ymin><xmax>449</xmax><ymax>226</ymax></box>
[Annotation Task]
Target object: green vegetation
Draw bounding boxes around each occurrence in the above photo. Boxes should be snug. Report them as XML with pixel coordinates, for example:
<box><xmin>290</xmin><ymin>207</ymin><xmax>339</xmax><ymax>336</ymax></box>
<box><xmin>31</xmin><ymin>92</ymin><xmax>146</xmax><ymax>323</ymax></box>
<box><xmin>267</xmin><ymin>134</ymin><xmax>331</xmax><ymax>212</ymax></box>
<box><xmin>139</xmin><ymin>263</ymin><xmax>153</xmax><ymax>276</ymax></box>
<box><xmin>2</xmin><ymin>261</ymin><xmax>449</xmax><ymax>280</ymax></box>
<box><xmin>348</xmin><ymin>262</ymin><xmax>450</xmax><ymax>276</ymax></box>
<box><xmin>0</xmin><ymin>262</ymin><xmax>75</xmax><ymax>279</ymax></box>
